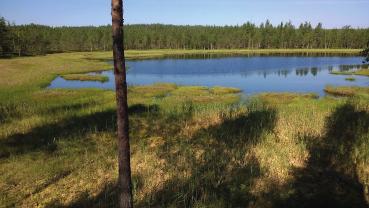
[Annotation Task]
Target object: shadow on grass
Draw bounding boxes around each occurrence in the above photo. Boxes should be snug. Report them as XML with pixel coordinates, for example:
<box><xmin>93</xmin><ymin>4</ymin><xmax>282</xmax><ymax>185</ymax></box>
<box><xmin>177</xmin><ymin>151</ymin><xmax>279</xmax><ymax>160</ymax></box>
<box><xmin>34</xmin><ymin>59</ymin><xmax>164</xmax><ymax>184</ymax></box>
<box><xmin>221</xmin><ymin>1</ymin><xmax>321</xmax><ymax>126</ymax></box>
<box><xmin>44</xmin><ymin>181</ymin><xmax>125</xmax><ymax>208</ymax></box>
<box><xmin>274</xmin><ymin>102</ymin><xmax>369</xmax><ymax>208</ymax></box>
<box><xmin>52</xmin><ymin>107</ymin><xmax>277</xmax><ymax>207</ymax></box>
<box><xmin>141</xmin><ymin>109</ymin><xmax>276</xmax><ymax>207</ymax></box>
<box><xmin>39</xmin><ymin>101</ymin><xmax>102</xmax><ymax>116</ymax></box>
<box><xmin>0</xmin><ymin>104</ymin><xmax>160</xmax><ymax>158</ymax></box>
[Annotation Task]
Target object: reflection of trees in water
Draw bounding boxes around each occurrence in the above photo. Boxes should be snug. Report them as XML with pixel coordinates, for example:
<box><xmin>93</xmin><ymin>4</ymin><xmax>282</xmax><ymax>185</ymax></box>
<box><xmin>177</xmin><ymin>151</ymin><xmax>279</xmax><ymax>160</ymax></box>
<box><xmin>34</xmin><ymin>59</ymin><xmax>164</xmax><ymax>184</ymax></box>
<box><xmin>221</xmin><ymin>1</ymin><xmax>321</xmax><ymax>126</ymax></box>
<box><xmin>310</xmin><ymin>67</ymin><xmax>319</xmax><ymax>76</ymax></box>
<box><xmin>336</xmin><ymin>64</ymin><xmax>368</xmax><ymax>72</ymax></box>
<box><xmin>254</xmin><ymin>69</ymin><xmax>292</xmax><ymax>78</ymax></box>
<box><xmin>296</xmin><ymin>68</ymin><xmax>310</xmax><ymax>76</ymax></box>
<box><xmin>275</xmin><ymin>69</ymin><xmax>291</xmax><ymax>77</ymax></box>
<box><xmin>328</xmin><ymin>66</ymin><xmax>334</xmax><ymax>72</ymax></box>
<box><xmin>241</xmin><ymin>63</ymin><xmax>365</xmax><ymax>79</ymax></box>
<box><xmin>244</xmin><ymin>67</ymin><xmax>321</xmax><ymax>78</ymax></box>
<box><xmin>295</xmin><ymin>67</ymin><xmax>322</xmax><ymax>77</ymax></box>
<box><xmin>241</xmin><ymin>64</ymin><xmax>367</xmax><ymax>79</ymax></box>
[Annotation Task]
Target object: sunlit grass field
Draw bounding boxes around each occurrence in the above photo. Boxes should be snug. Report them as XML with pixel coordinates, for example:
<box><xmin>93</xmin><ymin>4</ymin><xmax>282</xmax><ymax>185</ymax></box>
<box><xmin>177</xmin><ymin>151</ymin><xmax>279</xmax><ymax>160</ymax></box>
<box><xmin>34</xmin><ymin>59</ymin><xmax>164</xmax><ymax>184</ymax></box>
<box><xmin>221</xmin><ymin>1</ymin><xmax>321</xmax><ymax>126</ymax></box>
<box><xmin>0</xmin><ymin>51</ymin><xmax>368</xmax><ymax>207</ymax></box>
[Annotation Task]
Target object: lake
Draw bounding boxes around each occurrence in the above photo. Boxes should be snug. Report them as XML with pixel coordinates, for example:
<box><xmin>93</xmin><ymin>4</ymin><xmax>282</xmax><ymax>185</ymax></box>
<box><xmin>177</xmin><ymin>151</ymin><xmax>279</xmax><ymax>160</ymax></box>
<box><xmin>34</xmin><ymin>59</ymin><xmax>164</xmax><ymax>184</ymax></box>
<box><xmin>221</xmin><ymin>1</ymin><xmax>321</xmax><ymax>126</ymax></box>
<box><xmin>49</xmin><ymin>55</ymin><xmax>369</xmax><ymax>96</ymax></box>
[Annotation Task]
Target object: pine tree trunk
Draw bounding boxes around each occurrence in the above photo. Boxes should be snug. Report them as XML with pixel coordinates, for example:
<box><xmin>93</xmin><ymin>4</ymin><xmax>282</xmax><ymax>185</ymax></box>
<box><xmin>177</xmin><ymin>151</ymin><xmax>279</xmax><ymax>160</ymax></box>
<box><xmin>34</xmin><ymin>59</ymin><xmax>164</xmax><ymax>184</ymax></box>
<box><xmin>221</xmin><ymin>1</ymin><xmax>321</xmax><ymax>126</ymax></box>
<box><xmin>111</xmin><ymin>0</ymin><xmax>133</xmax><ymax>207</ymax></box>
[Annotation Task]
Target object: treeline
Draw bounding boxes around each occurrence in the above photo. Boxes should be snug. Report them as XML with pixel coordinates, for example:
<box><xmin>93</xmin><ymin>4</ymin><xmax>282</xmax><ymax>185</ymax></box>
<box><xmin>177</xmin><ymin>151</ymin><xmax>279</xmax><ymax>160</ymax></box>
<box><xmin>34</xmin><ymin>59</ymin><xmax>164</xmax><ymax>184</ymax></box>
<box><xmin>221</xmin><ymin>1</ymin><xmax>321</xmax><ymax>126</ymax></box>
<box><xmin>1</xmin><ymin>17</ymin><xmax>369</xmax><ymax>57</ymax></box>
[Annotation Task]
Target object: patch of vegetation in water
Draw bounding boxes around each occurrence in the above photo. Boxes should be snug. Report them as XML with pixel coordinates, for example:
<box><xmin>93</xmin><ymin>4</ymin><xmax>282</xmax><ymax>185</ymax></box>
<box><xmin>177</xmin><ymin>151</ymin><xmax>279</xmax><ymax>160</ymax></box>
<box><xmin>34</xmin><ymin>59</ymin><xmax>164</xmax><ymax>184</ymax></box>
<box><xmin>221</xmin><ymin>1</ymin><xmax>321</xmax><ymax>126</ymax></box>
<box><xmin>345</xmin><ymin>77</ymin><xmax>356</xmax><ymax>81</ymax></box>
<box><xmin>256</xmin><ymin>92</ymin><xmax>319</xmax><ymax>105</ymax></box>
<box><xmin>324</xmin><ymin>85</ymin><xmax>369</xmax><ymax>98</ymax></box>
<box><xmin>211</xmin><ymin>86</ymin><xmax>242</xmax><ymax>95</ymax></box>
<box><xmin>61</xmin><ymin>74</ymin><xmax>109</xmax><ymax>82</ymax></box>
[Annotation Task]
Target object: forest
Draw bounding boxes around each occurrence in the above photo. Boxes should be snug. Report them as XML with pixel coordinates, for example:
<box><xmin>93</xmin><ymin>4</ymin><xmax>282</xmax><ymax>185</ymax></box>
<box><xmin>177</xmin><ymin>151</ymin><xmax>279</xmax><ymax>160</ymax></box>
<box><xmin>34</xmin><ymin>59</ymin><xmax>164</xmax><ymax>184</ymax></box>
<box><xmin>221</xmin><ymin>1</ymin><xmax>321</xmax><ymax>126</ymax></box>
<box><xmin>1</xmin><ymin>17</ymin><xmax>369</xmax><ymax>57</ymax></box>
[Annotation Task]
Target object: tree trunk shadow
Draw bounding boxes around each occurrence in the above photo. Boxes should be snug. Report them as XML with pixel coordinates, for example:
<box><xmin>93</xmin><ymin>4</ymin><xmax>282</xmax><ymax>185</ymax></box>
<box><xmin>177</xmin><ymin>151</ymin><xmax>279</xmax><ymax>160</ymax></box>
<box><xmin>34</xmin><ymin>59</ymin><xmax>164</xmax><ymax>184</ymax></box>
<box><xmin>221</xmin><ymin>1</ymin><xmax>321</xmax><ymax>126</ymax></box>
<box><xmin>0</xmin><ymin>104</ymin><xmax>159</xmax><ymax>158</ymax></box>
<box><xmin>136</xmin><ymin>108</ymin><xmax>277</xmax><ymax>207</ymax></box>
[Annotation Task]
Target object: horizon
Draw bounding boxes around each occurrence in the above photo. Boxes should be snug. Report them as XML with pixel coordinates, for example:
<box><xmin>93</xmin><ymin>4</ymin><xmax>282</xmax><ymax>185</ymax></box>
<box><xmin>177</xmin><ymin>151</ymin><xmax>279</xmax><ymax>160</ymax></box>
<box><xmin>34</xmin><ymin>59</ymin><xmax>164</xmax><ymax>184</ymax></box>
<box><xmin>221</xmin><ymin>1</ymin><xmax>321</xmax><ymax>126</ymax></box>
<box><xmin>1</xmin><ymin>0</ymin><xmax>369</xmax><ymax>29</ymax></box>
<box><xmin>2</xmin><ymin>21</ymin><xmax>369</xmax><ymax>30</ymax></box>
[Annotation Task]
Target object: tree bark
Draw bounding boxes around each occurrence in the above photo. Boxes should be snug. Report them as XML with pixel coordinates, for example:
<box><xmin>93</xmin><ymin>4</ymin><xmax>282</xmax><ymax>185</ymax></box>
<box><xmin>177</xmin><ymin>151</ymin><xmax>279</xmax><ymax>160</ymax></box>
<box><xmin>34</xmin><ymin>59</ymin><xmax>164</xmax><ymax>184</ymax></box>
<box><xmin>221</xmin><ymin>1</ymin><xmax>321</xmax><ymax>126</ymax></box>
<box><xmin>111</xmin><ymin>0</ymin><xmax>133</xmax><ymax>208</ymax></box>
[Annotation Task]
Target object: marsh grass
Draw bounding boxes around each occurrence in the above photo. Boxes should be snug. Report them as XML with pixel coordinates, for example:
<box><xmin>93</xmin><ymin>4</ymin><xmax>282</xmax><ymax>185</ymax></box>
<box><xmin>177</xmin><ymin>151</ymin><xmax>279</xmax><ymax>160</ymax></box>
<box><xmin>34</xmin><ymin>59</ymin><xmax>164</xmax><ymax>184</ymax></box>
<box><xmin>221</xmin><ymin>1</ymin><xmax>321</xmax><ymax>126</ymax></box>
<box><xmin>0</xmin><ymin>52</ymin><xmax>368</xmax><ymax>207</ymax></box>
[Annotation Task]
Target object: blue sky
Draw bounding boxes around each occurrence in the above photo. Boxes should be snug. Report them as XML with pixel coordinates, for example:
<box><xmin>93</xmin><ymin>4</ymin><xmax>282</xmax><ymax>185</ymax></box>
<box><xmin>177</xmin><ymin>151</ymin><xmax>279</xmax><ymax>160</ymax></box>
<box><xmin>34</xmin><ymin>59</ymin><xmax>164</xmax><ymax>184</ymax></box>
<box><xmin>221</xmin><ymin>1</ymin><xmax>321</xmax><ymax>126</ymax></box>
<box><xmin>0</xmin><ymin>0</ymin><xmax>368</xmax><ymax>28</ymax></box>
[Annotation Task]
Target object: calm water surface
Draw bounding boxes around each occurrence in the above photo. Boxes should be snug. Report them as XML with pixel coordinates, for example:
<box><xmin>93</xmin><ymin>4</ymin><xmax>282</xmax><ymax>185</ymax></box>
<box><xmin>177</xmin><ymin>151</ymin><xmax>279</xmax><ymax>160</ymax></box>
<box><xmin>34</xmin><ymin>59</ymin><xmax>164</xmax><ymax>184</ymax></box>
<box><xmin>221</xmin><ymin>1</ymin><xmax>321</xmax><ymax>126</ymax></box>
<box><xmin>49</xmin><ymin>56</ymin><xmax>369</xmax><ymax>96</ymax></box>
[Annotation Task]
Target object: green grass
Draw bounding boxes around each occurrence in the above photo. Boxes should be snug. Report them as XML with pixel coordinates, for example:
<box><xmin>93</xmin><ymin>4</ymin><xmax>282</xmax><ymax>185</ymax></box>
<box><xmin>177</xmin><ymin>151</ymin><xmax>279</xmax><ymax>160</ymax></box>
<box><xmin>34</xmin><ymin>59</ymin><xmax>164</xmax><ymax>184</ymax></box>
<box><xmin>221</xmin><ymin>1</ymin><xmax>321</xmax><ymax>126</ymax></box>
<box><xmin>0</xmin><ymin>51</ymin><xmax>368</xmax><ymax>207</ymax></box>
<box><xmin>61</xmin><ymin>74</ymin><xmax>109</xmax><ymax>82</ymax></box>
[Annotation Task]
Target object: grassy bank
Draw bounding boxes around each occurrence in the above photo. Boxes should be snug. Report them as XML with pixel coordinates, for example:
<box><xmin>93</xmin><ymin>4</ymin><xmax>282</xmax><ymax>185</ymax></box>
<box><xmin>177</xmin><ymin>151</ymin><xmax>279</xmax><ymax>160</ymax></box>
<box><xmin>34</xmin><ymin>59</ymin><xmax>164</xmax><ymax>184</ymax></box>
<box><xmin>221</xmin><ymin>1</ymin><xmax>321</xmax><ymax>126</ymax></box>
<box><xmin>124</xmin><ymin>48</ymin><xmax>363</xmax><ymax>60</ymax></box>
<box><xmin>0</xmin><ymin>52</ymin><xmax>368</xmax><ymax>207</ymax></box>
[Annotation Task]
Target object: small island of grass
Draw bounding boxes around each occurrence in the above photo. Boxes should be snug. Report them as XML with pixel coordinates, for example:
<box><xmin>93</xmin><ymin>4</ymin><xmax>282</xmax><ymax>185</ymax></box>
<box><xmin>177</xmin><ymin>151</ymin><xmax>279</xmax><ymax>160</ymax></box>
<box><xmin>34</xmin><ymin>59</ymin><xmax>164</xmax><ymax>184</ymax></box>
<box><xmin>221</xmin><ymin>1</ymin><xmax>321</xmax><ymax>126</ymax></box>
<box><xmin>211</xmin><ymin>86</ymin><xmax>242</xmax><ymax>95</ymax></box>
<box><xmin>345</xmin><ymin>77</ymin><xmax>356</xmax><ymax>81</ymax></box>
<box><xmin>324</xmin><ymin>85</ymin><xmax>369</xmax><ymax>97</ymax></box>
<box><xmin>61</xmin><ymin>73</ymin><xmax>109</xmax><ymax>82</ymax></box>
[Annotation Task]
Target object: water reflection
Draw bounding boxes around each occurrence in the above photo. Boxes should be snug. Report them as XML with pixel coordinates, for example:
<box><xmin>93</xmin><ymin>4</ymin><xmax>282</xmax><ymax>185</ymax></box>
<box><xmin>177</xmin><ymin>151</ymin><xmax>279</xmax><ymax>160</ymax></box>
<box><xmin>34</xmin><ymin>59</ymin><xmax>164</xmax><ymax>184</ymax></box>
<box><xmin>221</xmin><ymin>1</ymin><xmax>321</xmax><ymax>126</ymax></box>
<box><xmin>338</xmin><ymin>64</ymin><xmax>368</xmax><ymax>72</ymax></box>
<box><xmin>294</xmin><ymin>67</ymin><xmax>321</xmax><ymax>77</ymax></box>
<box><xmin>239</xmin><ymin>64</ymin><xmax>361</xmax><ymax>78</ymax></box>
<box><xmin>276</xmin><ymin>70</ymin><xmax>290</xmax><ymax>77</ymax></box>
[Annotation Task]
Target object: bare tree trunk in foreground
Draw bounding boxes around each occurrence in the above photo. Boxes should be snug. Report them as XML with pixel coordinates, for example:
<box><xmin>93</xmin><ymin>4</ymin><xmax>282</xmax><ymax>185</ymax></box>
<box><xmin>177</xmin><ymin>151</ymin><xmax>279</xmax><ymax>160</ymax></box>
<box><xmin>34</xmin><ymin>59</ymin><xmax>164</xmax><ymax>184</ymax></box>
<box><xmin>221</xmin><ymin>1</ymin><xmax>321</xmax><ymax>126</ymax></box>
<box><xmin>111</xmin><ymin>0</ymin><xmax>133</xmax><ymax>207</ymax></box>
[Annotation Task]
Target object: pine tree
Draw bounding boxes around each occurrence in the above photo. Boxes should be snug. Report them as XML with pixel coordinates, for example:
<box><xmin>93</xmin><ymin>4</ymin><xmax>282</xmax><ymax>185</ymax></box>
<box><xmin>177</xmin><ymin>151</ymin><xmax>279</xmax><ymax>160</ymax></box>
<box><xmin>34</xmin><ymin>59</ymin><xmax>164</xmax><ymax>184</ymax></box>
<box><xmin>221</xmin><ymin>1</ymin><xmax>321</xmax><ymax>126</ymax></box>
<box><xmin>0</xmin><ymin>17</ymin><xmax>12</xmax><ymax>57</ymax></box>
<box><xmin>111</xmin><ymin>0</ymin><xmax>133</xmax><ymax>207</ymax></box>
